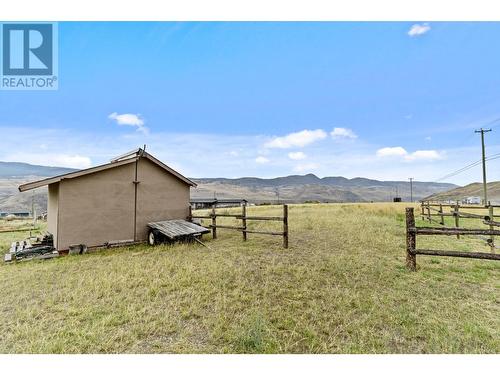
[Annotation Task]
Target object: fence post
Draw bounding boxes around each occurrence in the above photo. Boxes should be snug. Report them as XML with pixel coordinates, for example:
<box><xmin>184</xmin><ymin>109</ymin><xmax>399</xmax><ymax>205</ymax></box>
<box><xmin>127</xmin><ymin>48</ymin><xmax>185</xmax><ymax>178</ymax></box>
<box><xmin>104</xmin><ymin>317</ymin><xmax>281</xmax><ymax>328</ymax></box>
<box><xmin>211</xmin><ymin>204</ymin><xmax>217</xmax><ymax>239</ymax></box>
<box><xmin>426</xmin><ymin>201</ymin><xmax>431</xmax><ymax>222</ymax></box>
<box><xmin>242</xmin><ymin>202</ymin><xmax>247</xmax><ymax>241</ymax></box>
<box><xmin>188</xmin><ymin>205</ymin><xmax>192</xmax><ymax>222</ymax></box>
<box><xmin>454</xmin><ymin>203</ymin><xmax>460</xmax><ymax>239</ymax></box>
<box><xmin>421</xmin><ymin>201</ymin><xmax>425</xmax><ymax>221</ymax></box>
<box><xmin>489</xmin><ymin>203</ymin><xmax>495</xmax><ymax>253</ymax></box>
<box><xmin>283</xmin><ymin>204</ymin><xmax>289</xmax><ymax>249</ymax></box>
<box><xmin>406</xmin><ymin>207</ymin><xmax>417</xmax><ymax>271</ymax></box>
<box><xmin>439</xmin><ymin>203</ymin><xmax>444</xmax><ymax>225</ymax></box>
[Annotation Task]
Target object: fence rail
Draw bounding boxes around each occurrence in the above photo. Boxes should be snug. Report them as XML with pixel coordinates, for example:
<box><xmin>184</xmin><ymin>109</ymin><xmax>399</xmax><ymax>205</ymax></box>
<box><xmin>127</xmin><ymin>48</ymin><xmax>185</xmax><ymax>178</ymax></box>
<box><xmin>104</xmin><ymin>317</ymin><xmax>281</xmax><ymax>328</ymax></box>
<box><xmin>189</xmin><ymin>204</ymin><xmax>289</xmax><ymax>248</ymax></box>
<box><xmin>420</xmin><ymin>200</ymin><xmax>499</xmax><ymax>246</ymax></box>
<box><xmin>405</xmin><ymin>207</ymin><xmax>500</xmax><ymax>271</ymax></box>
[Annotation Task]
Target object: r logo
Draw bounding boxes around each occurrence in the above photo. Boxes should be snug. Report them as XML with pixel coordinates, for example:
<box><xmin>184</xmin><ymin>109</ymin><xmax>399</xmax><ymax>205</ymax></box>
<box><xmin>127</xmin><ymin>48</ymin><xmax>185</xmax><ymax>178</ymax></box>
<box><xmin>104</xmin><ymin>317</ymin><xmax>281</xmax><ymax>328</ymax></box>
<box><xmin>2</xmin><ymin>23</ymin><xmax>53</xmax><ymax>75</ymax></box>
<box><xmin>1</xmin><ymin>22</ymin><xmax>58</xmax><ymax>90</ymax></box>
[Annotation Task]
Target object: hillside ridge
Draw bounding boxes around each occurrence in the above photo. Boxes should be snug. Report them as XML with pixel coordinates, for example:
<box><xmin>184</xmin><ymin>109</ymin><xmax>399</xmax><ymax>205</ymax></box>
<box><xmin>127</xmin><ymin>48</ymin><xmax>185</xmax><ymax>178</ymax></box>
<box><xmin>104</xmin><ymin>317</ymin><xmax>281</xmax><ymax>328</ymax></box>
<box><xmin>0</xmin><ymin>161</ymin><xmax>459</xmax><ymax>212</ymax></box>
<box><xmin>425</xmin><ymin>181</ymin><xmax>500</xmax><ymax>203</ymax></box>
<box><xmin>0</xmin><ymin>161</ymin><xmax>76</xmax><ymax>178</ymax></box>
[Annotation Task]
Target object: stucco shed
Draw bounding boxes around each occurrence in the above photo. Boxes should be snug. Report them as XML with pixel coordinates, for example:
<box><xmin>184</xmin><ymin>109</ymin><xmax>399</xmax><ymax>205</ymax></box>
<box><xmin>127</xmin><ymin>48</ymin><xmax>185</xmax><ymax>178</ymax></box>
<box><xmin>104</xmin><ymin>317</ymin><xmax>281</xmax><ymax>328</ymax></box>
<box><xmin>19</xmin><ymin>149</ymin><xmax>196</xmax><ymax>251</ymax></box>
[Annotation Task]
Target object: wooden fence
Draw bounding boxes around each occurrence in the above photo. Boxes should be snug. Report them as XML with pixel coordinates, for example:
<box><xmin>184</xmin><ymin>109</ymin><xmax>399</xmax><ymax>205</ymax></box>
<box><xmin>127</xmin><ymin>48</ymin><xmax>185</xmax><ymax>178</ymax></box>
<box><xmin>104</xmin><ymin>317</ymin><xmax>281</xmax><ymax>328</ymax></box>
<box><xmin>0</xmin><ymin>226</ymin><xmax>40</xmax><ymax>234</ymax></box>
<box><xmin>189</xmin><ymin>204</ymin><xmax>289</xmax><ymax>248</ymax></box>
<box><xmin>420</xmin><ymin>201</ymin><xmax>500</xmax><ymax>222</ymax></box>
<box><xmin>420</xmin><ymin>200</ymin><xmax>500</xmax><ymax>249</ymax></box>
<box><xmin>406</xmin><ymin>207</ymin><xmax>500</xmax><ymax>271</ymax></box>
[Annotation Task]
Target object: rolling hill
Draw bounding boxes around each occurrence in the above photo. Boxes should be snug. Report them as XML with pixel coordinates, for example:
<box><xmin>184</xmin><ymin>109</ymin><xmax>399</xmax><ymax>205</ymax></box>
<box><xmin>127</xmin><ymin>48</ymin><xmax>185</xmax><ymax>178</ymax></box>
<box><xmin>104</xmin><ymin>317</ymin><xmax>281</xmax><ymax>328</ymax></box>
<box><xmin>0</xmin><ymin>162</ymin><xmax>76</xmax><ymax>214</ymax></box>
<box><xmin>0</xmin><ymin>161</ymin><xmax>458</xmax><ymax>213</ymax></box>
<box><xmin>0</xmin><ymin>161</ymin><xmax>75</xmax><ymax>178</ymax></box>
<box><xmin>425</xmin><ymin>181</ymin><xmax>500</xmax><ymax>204</ymax></box>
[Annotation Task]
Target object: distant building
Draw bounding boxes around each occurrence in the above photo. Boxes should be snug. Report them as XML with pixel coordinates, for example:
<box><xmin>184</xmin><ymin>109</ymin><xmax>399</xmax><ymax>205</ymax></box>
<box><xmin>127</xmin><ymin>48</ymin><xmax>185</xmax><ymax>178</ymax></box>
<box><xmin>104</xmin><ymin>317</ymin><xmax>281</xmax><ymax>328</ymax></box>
<box><xmin>463</xmin><ymin>196</ymin><xmax>481</xmax><ymax>205</ymax></box>
<box><xmin>190</xmin><ymin>198</ymin><xmax>248</xmax><ymax>210</ymax></box>
<box><xmin>0</xmin><ymin>211</ymin><xmax>30</xmax><ymax>218</ymax></box>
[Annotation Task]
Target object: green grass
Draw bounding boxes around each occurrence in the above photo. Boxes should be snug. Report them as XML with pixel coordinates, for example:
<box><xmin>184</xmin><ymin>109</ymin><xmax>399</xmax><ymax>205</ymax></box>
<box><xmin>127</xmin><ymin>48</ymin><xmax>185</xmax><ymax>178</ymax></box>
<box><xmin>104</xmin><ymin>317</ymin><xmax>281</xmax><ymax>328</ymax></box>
<box><xmin>0</xmin><ymin>203</ymin><xmax>498</xmax><ymax>353</ymax></box>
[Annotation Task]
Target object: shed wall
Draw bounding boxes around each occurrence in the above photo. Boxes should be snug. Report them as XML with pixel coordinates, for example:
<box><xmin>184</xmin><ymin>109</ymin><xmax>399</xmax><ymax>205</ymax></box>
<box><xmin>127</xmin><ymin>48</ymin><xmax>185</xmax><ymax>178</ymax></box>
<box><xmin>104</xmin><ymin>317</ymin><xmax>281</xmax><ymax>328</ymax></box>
<box><xmin>47</xmin><ymin>183</ymin><xmax>59</xmax><ymax>248</ymax></box>
<box><xmin>135</xmin><ymin>158</ymin><xmax>190</xmax><ymax>240</ymax></box>
<box><xmin>57</xmin><ymin>162</ymin><xmax>136</xmax><ymax>250</ymax></box>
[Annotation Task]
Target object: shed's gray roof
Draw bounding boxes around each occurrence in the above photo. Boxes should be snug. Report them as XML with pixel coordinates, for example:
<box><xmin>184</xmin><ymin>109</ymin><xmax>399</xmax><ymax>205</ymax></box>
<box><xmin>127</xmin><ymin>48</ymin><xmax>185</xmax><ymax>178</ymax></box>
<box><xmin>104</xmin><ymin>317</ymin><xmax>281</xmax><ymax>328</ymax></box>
<box><xmin>18</xmin><ymin>150</ymin><xmax>196</xmax><ymax>192</ymax></box>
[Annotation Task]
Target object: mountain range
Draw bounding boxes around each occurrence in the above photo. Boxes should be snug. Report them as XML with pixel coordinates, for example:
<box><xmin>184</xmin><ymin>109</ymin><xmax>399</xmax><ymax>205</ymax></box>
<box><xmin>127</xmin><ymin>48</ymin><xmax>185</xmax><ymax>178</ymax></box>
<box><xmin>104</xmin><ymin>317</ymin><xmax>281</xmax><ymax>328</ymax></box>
<box><xmin>0</xmin><ymin>161</ymin><xmax>76</xmax><ymax>178</ymax></box>
<box><xmin>191</xmin><ymin>175</ymin><xmax>456</xmax><ymax>204</ymax></box>
<box><xmin>0</xmin><ymin>160</ymin><xmax>458</xmax><ymax>213</ymax></box>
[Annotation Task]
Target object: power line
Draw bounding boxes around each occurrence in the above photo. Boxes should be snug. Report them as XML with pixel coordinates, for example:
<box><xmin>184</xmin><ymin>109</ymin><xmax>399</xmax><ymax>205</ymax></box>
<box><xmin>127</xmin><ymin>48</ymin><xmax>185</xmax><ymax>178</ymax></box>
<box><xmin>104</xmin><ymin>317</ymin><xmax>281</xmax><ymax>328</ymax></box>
<box><xmin>437</xmin><ymin>153</ymin><xmax>500</xmax><ymax>181</ymax></box>
<box><xmin>481</xmin><ymin>116</ymin><xmax>500</xmax><ymax>129</ymax></box>
<box><xmin>434</xmin><ymin>152</ymin><xmax>500</xmax><ymax>183</ymax></box>
<box><xmin>432</xmin><ymin>119</ymin><xmax>500</xmax><ymax>185</ymax></box>
<box><xmin>434</xmin><ymin>159</ymin><xmax>483</xmax><ymax>182</ymax></box>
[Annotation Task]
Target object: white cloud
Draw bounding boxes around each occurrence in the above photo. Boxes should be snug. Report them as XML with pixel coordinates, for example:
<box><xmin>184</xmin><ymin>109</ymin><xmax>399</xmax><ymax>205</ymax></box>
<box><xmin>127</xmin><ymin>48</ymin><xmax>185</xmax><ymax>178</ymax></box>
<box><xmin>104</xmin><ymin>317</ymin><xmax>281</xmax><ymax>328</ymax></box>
<box><xmin>376</xmin><ymin>147</ymin><xmax>408</xmax><ymax>158</ymax></box>
<box><xmin>50</xmin><ymin>155</ymin><xmax>92</xmax><ymax>169</ymax></box>
<box><xmin>255</xmin><ymin>156</ymin><xmax>270</xmax><ymax>164</ymax></box>
<box><xmin>264</xmin><ymin>129</ymin><xmax>327</xmax><ymax>149</ymax></box>
<box><xmin>425</xmin><ymin>136</ymin><xmax>432</xmax><ymax>141</ymax></box>
<box><xmin>293</xmin><ymin>162</ymin><xmax>320</xmax><ymax>172</ymax></box>
<box><xmin>108</xmin><ymin>112</ymin><xmax>149</xmax><ymax>135</ymax></box>
<box><xmin>408</xmin><ymin>23</ymin><xmax>431</xmax><ymax>37</ymax></box>
<box><xmin>405</xmin><ymin>150</ymin><xmax>444</xmax><ymax>161</ymax></box>
<box><xmin>288</xmin><ymin>151</ymin><xmax>307</xmax><ymax>160</ymax></box>
<box><xmin>331</xmin><ymin>127</ymin><xmax>357</xmax><ymax>140</ymax></box>
<box><xmin>376</xmin><ymin>146</ymin><xmax>443</xmax><ymax>162</ymax></box>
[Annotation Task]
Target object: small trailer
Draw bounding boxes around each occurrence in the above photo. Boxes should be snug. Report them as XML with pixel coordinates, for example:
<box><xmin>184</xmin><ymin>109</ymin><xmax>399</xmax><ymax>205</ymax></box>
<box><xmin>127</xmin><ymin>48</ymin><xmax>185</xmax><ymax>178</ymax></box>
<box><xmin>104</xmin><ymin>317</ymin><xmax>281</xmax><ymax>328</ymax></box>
<box><xmin>147</xmin><ymin>219</ymin><xmax>210</xmax><ymax>246</ymax></box>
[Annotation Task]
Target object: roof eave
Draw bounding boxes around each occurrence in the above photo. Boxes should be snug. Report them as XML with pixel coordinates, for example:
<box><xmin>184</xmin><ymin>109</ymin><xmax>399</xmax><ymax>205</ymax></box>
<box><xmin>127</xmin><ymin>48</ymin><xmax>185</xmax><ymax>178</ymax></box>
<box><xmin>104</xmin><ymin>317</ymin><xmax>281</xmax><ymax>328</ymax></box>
<box><xmin>18</xmin><ymin>153</ymin><xmax>197</xmax><ymax>191</ymax></box>
<box><xmin>18</xmin><ymin>157</ymin><xmax>138</xmax><ymax>192</ymax></box>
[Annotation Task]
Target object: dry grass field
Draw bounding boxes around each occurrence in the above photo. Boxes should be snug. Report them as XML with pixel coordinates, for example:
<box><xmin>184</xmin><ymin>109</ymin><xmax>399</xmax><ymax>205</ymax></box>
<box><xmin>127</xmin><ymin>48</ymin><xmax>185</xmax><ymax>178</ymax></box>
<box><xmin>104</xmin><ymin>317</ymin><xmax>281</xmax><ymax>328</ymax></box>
<box><xmin>0</xmin><ymin>203</ymin><xmax>498</xmax><ymax>353</ymax></box>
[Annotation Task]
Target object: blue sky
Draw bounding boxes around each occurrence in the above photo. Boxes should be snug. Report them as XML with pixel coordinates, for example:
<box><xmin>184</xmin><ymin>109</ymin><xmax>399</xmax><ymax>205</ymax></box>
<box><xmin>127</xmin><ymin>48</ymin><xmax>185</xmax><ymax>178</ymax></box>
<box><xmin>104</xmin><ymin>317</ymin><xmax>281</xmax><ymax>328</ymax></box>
<box><xmin>2</xmin><ymin>21</ymin><xmax>500</xmax><ymax>184</ymax></box>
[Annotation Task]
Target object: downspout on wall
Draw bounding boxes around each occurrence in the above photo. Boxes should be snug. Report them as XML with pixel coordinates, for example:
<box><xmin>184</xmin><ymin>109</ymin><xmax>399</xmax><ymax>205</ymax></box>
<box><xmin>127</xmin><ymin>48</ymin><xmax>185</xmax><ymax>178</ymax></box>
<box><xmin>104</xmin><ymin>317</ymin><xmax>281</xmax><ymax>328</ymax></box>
<box><xmin>133</xmin><ymin>147</ymin><xmax>145</xmax><ymax>241</ymax></box>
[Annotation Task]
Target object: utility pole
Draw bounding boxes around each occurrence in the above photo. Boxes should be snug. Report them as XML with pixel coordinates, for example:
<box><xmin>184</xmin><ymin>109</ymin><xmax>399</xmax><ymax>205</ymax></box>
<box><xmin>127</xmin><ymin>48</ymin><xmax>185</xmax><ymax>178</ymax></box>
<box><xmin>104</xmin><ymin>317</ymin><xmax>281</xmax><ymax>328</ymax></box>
<box><xmin>409</xmin><ymin>178</ymin><xmax>414</xmax><ymax>203</ymax></box>
<box><xmin>475</xmin><ymin>128</ymin><xmax>492</xmax><ymax>205</ymax></box>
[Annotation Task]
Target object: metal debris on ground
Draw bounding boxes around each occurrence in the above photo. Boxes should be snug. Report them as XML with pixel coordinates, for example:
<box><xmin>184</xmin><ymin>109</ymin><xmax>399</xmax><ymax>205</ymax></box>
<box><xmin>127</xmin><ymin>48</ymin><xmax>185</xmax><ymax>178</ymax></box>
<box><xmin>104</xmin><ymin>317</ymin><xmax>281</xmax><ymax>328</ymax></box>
<box><xmin>68</xmin><ymin>244</ymin><xmax>88</xmax><ymax>255</ymax></box>
<box><xmin>4</xmin><ymin>234</ymin><xmax>57</xmax><ymax>262</ymax></box>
